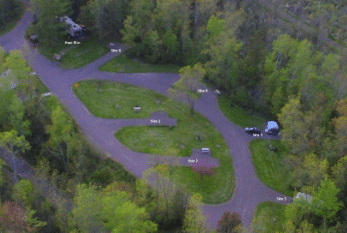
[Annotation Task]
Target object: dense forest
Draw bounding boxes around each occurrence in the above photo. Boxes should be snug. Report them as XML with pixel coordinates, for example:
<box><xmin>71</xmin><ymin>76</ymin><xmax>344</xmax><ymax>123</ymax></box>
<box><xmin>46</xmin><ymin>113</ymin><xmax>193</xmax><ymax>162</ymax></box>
<box><xmin>1</xmin><ymin>0</ymin><xmax>347</xmax><ymax>232</ymax></box>
<box><xmin>271</xmin><ymin>0</ymin><xmax>347</xmax><ymax>46</ymax></box>
<box><xmin>0</xmin><ymin>0</ymin><xmax>22</xmax><ymax>31</ymax></box>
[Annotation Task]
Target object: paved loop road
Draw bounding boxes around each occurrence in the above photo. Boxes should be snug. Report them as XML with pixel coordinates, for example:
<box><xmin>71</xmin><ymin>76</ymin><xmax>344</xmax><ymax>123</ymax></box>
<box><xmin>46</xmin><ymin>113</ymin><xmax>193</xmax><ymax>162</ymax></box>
<box><xmin>0</xmin><ymin>3</ymin><xmax>292</xmax><ymax>231</ymax></box>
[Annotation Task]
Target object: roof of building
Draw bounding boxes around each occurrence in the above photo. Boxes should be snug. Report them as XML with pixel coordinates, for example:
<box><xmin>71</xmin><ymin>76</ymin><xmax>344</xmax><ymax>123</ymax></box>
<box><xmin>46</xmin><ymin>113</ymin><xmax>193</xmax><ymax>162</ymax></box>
<box><xmin>295</xmin><ymin>192</ymin><xmax>313</xmax><ymax>203</ymax></box>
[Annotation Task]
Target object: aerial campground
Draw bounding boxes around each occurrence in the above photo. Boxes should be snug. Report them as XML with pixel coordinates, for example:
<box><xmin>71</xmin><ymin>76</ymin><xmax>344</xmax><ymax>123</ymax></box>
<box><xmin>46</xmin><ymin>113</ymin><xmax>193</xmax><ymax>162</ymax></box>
<box><xmin>1</xmin><ymin>0</ymin><xmax>347</xmax><ymax>232</ymax></box>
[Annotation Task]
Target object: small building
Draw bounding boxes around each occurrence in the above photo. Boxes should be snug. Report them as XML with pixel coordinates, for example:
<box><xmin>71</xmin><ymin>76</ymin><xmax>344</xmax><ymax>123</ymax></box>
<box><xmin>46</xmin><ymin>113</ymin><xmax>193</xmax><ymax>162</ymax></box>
<box><xmin>295</xmin><ymin>192</ymin><xmax>313</xmax><ymax>203</ymax></box>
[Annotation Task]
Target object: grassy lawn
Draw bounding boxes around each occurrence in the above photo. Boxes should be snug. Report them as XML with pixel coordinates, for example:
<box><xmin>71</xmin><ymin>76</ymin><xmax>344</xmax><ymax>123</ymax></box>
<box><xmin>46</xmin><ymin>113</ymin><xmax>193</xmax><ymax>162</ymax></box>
<box><xmin>218</xmin><ymin>95</ymin><xmax>268</xmax><ymax>129</ymax></box>
<box><xmin>74</xmin><ymin>79</ymin><xmax>235</xmax><ymax>204</ymax></box>
<box><xmin>252</xmin><ymin>202</ymin><xmax>286</xmax><ymax>233</ymax></box>
<box><xmin>38</xmin><ymin>36</ymin><xmax>110</xmax><ymax>69</ymax></box>
<box><xmin>249</xmin><ymin>139</ymin><xmax>293</xmax><ymax>197</ymax></box>
<box><xmin>99</xmin><ymin>51</ymin><xmax>181</xmax><ymax>73</ymax></box>
<box><xmin>0</xmin><ymin>2</ymin><xmax>25</xmax><ymax>36</ymax></box>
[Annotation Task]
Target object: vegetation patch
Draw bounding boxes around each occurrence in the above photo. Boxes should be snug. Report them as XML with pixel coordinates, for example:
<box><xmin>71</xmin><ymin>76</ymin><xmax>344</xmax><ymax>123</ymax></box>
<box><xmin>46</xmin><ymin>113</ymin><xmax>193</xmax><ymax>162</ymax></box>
<box><xmin>218</xmin><ymin>95</ymin><xmax>267</xmax><ymax>129</ymax></box>
<box><xmin>74</xmin><ymin>79</ymin><xmax>235</xmax><ymax>204</ymax></box>
<box><xmin>37</xmin><ymin>36</ymin><xmax>110</xmax><ymax>69</ymax></box>
<box><xmin>249</xmin><ymin>139</ymin><xmax>294</xmax><ymax>196</ymax></box>
<box><xmin>252</xmin><ymin>202</ymin><xmax>286</xmax><ymax>233</ymax></box>
<box><xmin>0</xmin><ymin>1</ymin><xmax>25</xmax><ymax>36</ymax></box>
<box><xmin>99</xmin><ymin>50</ymin><xmax>181</xmax><ymax>73</ymax></box>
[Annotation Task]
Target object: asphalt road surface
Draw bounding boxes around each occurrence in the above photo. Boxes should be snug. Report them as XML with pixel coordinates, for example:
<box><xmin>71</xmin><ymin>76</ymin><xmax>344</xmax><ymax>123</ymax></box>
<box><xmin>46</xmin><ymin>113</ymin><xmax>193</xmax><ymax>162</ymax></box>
<box><xmin>0</xmin><ymin>2</ymin><xmax>293</xmax><ymax>231</ymax></box>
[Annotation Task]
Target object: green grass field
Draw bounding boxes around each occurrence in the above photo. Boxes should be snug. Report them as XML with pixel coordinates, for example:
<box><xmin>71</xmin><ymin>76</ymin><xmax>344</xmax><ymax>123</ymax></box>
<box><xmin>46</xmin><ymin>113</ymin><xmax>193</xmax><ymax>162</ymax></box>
<box><xmin>252</xmin><ymin>202</ymin><xmax>286</xmax><ymax>233</ymax></box>
<box><xmin>249</xmin><ymin>139</ymin><xmax>293</xmax><ymax>196</ymax></box>
<box><xmin>99</xmin><ymin>52</ymin><xmax>181</xmax><ymax>73</ymax></box>
<box><xmin>218</xmin><ymin>95</ymin><xmax>268</xmax><ymax>129</ymax></box>
<box><xmin>38</xmin><ymin>36</ymin><xmax>110</xmax><ymax>69</ymax></box>
<box><xmin>0</xmin><ymin>2</ymin><xmax>25</xmax><ymax>36</ymax></box>
<box><xmin>74</xmin><ymin>79</ymin><xmax>235</xmax><ymax>204</ymax></box>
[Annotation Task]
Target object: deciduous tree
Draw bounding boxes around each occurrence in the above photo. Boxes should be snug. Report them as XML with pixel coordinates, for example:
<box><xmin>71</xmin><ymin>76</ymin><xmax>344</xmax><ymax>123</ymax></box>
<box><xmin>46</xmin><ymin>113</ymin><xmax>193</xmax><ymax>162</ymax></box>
<box><xmin>45</xmin><ymin>105</ymin><xmax>74</xmax><ymax>171</ymax></box>
<box><xmin>71</xmin><ymin>183</ymin><xmax>157</xmax><ymax>232</ymax></box>
<box><xmin>192</xmin><ymin>166</ymin><xmax>215</xmax><ymax>180</ymax></box>
<box><xmin>183</xmin><ymin>193</ymin><xmax>209</xmax><ymax>233</ymax></box>
<box><xmin>292</xmin><ymin>153</ymin><xmax>328</xmax><ymax>190</ymax></box>
<box><xmin>170</xmin><ymin>63</ymin><xmax>206</xmax><ymax>115</ymax></box>
<box><xmin>30</xmin><ymin>0</ymin><xmax>72</xmax><ymax>47</ymax></box>
<box><xmin>0</xmin><ymin>130</ymin><xmax>30</xmax><ymax>183</ymax></box>
<box><xmin>332</xmin><ymin>98</ymin><xmax>347</xmax><ymax>157</ymax></box>
<box><xmin>278</xmin><ymin>97</ymin><xmax>308</xmax><ymax>155</ymax></box>
<box><xmin>0</xmin><ymin>201</ymin><xmax>46</xmax><ymax>232</ymax></box>
<box><xmin>312</xmin><ymin>178</ymin><xmax>343</xmax><ymax>232</ymax></box>
<box><xmin>217</xmin><ymin>211</ymin><xmax>242</xmax><ymax>233</ymax></box>
<box><xmin>8</xmin><ymin>94</ymin><xmax>31</xmax><ymax>137</ymax></box>
<box><xmin>11</xmin><ymin>179</ymin><xmax>34</xmax><ymax>208</ymax></box>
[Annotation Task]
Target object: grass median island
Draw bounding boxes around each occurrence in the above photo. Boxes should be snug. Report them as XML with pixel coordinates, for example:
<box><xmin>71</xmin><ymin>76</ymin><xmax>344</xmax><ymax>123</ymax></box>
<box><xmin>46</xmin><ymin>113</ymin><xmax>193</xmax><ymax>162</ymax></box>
<box><xmin>38</xmin><ymin>36</ymin><xmax>110</xmax><ymax>69</ymax></box>
<box><xmin>252</xmin><ymin>202</ymin><xmax>286</xmax><ymax>233</ymax></box>
<box><xmin>99</xmin><ymin>51</ymin><xmax>181</xmax><ymax>73</ymax></box>
<box><xmin>218</xmin><ymin>95</ymin><xmax>267</xmax><ymax>129</ymax></box>
<box><xmin>74</xmin><ymin>79</ymin><xmax>235</xmax><ymax>204</ymax></box>
<box><xmin>249</xmin><ymin>139</ymin><xmax>293</xmax><ymax>197</ymax></box>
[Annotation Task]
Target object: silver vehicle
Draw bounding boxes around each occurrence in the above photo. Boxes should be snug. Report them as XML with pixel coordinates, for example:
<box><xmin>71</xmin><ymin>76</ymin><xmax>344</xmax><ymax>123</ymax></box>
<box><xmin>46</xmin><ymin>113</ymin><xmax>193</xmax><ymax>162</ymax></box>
<box><xmin>265</xmin><ymin>121</ymin><xmax>280</xmax><ymax>136</ymax></box>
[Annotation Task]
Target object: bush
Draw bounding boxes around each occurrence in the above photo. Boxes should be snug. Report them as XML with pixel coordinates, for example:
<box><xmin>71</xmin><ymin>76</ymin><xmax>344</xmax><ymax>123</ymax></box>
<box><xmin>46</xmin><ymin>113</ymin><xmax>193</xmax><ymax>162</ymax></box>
<box><xmin>90</xmin><ymin>167</ymin><xmax>113</xmax><ymax>185</ymax></box>
<box><xmin>25</xmin><ymin>24</ymin><xmax>35</xmax><ymax>39</ymax></box>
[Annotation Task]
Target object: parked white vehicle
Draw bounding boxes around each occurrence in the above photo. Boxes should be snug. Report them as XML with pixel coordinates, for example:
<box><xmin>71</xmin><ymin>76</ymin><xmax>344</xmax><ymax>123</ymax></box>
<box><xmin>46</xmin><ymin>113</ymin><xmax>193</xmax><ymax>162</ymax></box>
<box><xmin>60</xmin><ymin>16</ymin><xmax>83</xmax><ymax>37</ymax></box>
<box><xmin>42</xmin><ymin>92</ymin><xmax>52</xmax><ymax>97</ymax></box>
<box><xmin>265</xmin><ymin>121</ymin><xmax>280</xmax><ymax>136</ymax></box>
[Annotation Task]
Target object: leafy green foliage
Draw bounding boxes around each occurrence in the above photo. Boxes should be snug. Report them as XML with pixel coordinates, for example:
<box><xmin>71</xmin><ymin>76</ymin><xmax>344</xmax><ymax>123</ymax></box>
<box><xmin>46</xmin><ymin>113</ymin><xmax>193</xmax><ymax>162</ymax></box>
<box><xmin>0</xmin><ymin>130</ymin><xmax>30</xmax><ymax>182</ymax></box>
<box><xmin>312</xmin><ymin>178</ymin><xmax>342</xmax><ymax>220</ymax></box>
<box><xmin>78</xmin><ymin>0</ymin><xmax>129</xmax><ymax>40</ymax></box>
<box><xmin>207</xmin><ymin>15</ymin><xmax>225</xmax><ymax>38</ymax></box>
<box><xmin>11</xmin><ymin>179</ymin><xmax>34</xmax><ymax>208</ymax></box>
<box><xmin>45</xmin><ymin>105</ymin><xmax>74</xmax><ymax>171</ymax></box>
<box><xmin>71</xmin><ymin>183</ymin><xmax>157</xmax><ymax>232</ymax></box>
<box><xmin>217</xmin><ymin>211</ymin><xmax>242</xmax><ymax>233</ymax></box>
<box><xmin>0</xmin><ymin>0</ymin><xmax>22</xmax><ymax>32</ymax></box>
<box><xmin>203</xmin><ymin>31</ymin><xmax>242</xmax><ymax>91</ymax></box>
<box><xmin>30</xmin><ymin>0</ymin><xmax>72</xmax><ymax>47</ymax></box>
<box><xmin>291</xmin><ymin>153</ymin><xmax>328</xmax><ymax>190</ymax></box>
<box><xmin>183</xmin><ymin>193</ymin><xmax>209</xmax><ymax>233</ymax></box>
<box><xmin>171</xmin><ymin>63</ymin><xmax>206</xmax><ymax>114</ymax></box>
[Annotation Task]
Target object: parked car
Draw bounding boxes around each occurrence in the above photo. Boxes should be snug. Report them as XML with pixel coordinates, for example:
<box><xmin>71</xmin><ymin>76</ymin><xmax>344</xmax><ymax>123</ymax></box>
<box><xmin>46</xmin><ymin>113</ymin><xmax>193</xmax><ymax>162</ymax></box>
<box><xmin>245</xmin><ymin>127</ymin><xmax>262</xmax><ymax>135</ymax></box>
<box><xmin>265</xmin><ymin>121</ymin><xmax>280</xmax><ymax>136</ymax></box>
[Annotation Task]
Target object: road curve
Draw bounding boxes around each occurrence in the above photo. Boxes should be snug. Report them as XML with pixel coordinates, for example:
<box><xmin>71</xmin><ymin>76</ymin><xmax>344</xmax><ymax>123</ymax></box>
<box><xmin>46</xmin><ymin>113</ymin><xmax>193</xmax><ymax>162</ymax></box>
<box><xmin>0</xmin><ymin>4</ymin><xmax>292</xmax><ymax>231</ymax></box>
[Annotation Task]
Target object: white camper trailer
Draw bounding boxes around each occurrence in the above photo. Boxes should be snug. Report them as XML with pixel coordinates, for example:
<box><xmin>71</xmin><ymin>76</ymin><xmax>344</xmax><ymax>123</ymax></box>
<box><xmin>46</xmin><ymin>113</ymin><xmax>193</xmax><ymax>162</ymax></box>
<box><xmin>60</xmin><ymin>16</ymin><xmax>82</xmax><ymax>37</ymax></box>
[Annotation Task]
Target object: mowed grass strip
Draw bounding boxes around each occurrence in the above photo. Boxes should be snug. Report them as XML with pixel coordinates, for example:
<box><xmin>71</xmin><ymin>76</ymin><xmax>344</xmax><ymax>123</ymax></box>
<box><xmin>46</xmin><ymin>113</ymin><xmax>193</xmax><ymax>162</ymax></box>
<box><xmin>252</xmin><ymin>202</ymin><xmax>286</xmax><ymax>233</ymax></box>
<box><xmin>74</xmin><ymin>79</ymin><xmax>235</xmax><ymax>204</ymax></box>
<box><xmin>249</xmin><ymin>139</ymin><xmax>293</xmax><ymax>196</ymax></box>
<box><xmin>218</xmin><ymin>95</ymin><xmax>267</xmax><ymax>129</ymax></box>
<box><xmin>38</xmin><ymin>36</ymin><xmax>110</xmax><ymax>69</ymax></box>
<box><xmin>99</xmin><ymin>52</ymin><xmax>181</xmax><ymax>73</ymax></box>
